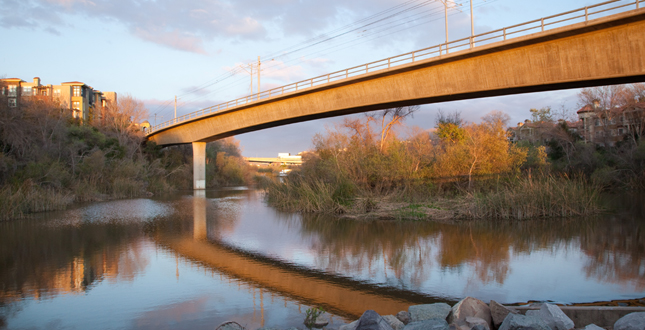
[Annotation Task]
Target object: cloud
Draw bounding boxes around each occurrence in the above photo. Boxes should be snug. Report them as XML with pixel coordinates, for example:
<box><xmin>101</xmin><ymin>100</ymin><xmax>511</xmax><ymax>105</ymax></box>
<box><xmin>133</xmin><ymin>27</ymin><xmax>208</xmax><ymax>55</ymax></box>
<box><xmin>1</xmin><ymin>0</ymin><xmax>430</xmax><ymax>54</ymax></box>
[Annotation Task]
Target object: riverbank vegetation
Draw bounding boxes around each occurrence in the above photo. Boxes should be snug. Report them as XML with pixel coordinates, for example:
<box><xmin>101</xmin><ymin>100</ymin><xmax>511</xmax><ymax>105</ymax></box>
<box><xmin>0</xmin><ymin>91</ymin><xmax>253</xmax><ymax>220</ymax></box>
<box><xmin>266</xmin><ymin>84</ymin><xmax>645</xmax><ymax>220</ymax></box>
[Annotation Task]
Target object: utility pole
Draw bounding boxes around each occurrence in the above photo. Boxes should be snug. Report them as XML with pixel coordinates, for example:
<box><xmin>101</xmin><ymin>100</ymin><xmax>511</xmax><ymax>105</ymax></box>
<box><xmin>470</xmin><ymin>0</ymin><xmax>475</xmax><ymax>47</ymax></box>
<box><xmin>240</xmin><ymin>62</ymin><xmax>256</xmax><ymax>94</ymax></box>
<box><xmin>437</xmin><ymin>0</ymin><xmax>461</xmax><ymax>53</ymax></box>
<box><xmin>257</xmin><ymin>56</ymin><xmax>261</xmax><ymax>100</ymax></box>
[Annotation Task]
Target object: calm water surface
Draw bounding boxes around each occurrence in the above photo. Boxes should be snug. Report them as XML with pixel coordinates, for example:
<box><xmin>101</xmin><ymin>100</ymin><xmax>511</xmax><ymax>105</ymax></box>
<box><xmin>1</xmin><ymin>188</ymin><xmax>644</xmax><ymax>329</ymax></box>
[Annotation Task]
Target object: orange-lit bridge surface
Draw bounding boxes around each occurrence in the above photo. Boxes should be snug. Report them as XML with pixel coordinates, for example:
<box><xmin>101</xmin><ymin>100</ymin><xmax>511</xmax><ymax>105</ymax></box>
<box><xmin>154</xmin><ymin>233</ymin><xmax>452</xmax><ymax>319</ymax></box>
<box><xmin>146</xmin><ymin>1</ymin><xmax>645</xmax><ymax>188</ymax></box>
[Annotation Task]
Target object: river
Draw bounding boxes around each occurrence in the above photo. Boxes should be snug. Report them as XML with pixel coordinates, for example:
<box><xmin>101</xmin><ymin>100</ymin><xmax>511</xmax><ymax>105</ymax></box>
<box><xmin>1</xmin><ymin>188</ymin><xmax>644</xmax><ymax>329</ymax></box>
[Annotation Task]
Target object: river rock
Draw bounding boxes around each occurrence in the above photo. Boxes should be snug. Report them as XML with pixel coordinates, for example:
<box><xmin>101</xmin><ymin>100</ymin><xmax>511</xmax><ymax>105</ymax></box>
<box><xmin>410</xmin><ymin>303</ymin><xmax>452</xmax><ymax>322</ymax></box>
<box><xmin>384</xmin><ymin>315</ymin><xmax>405</xmax><ymax>330</ymax></box>
<box><xmin>356</xmin><ymin>310</ymin><xmax>394</xmax><ymax>330</ymax></box>
<box><xmin>340</xmin><ymin>320</ymin><xmax>359</xmax><ymax>330</ymax></box>
<box><xmin>397</xmin><ymin>311</ymin><xmax>412</xmax><ymax>325</ymax></box>
<box><xmin>614</xmin><ymin>312</ymin><xmax>645</xmax><ymax>330</ymax></box>
<box><xmin>217</xmin><ymin>321</ymin><xmax>245</xmax><ymax>330</ymax></box>
<box><xmin>583</xmin><ymin>325</ymin><xmax>605</xmax><ymax>330</ymax></box>
<box><xmin>448</xmin><ymin>297</ymin><xmax>492</xmax><ymax>329</ymax></box>
<box><xmin>465</xmin><ymin>317</ymin><xmax>490</xmax><ymax>330</ymax></box>
<box><xmin>404</xmin><ymin>318</ymin><xmax>449</xmax><ymax>330</ymax></box>
<box><xmin>498</xmin><ymin>314</ymin><xmax>551</xmax><ymax>330</ymax></box>
<box><xmin>489</xmin><ymin>300</ymin><xmax>519</xmax><ymax>329</ymax></box>
<box><xmin>526</xmin><ymin>304</ymin><xmax>574</xmax><ymax>330</ymax></box>
<box><xmin>314</xmin><ymin>316</ymin><xmax>330</xmax><ymax>328</ymax></box>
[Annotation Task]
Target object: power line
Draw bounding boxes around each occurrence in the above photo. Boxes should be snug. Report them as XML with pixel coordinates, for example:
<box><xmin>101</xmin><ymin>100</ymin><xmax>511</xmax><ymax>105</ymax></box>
<box><xmin>162</xmin><ymin>0</ymin><xmax>500</xmax><ymax>119</ymax></box>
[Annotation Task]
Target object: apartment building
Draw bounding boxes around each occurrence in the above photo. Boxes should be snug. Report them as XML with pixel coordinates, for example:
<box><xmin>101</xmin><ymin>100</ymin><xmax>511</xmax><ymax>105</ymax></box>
<box><xmin>509</xmin><ymin>101</ymin><xmax>644</xmax><ymax>146</ymax></box>
<box><xmin>577</xmin><ymin>100</ymin><xmax>645</xmax><ymax>146</ymax></box>
<box><xmin>0</xmin><ymin>77</ymin><xmax>117</xmax><ymax>124</ymax></box>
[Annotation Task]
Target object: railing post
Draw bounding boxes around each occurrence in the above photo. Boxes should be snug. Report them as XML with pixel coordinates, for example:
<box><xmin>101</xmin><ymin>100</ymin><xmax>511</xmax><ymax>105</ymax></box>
<box><xmin>439</xmin><ymin>44</ymin><xmax>442</xmax><ymax>55</ymax></box>
<box><xmin>295</xmin><ymin>82</ymin><xmax>298</xmax><ymax>91</ymax></box>
<box><xmin>412</xmin><ymin>52</ymin><xmax>415</xmax><ymax>62</ymax></box>
<box><xmin>345</xmin><ymin>69</ymin><xmax>348</xmax><ymax>78</ymax></box>
<box><xmin>541</xmin><ymin>18</ymin><xmax>544</xmax><ymax>31</ymax></box>
<box><xmin>503</xmin><ymin>28</ymin><xmax>506</xmax><ymax>41</ymax></box>
<box><xmin>637</xmin><ymin>0</ymin><xmax>640</xmax><ymax>9</ymax></box>
<box><xmin>366</xmin><ymin>63</ymin><xmax>368</xmax><ymax>74</ymax></box>
<box><xmin>470</xmin><ymin>36</ymin><xmax>473</xmax><ymax>49</ymax></box>
<box><xmin>585</xmin><ymin>7</ymin><xmax>588</xmax><ymax>21</ymax></box>
<box><xmin>388</xmin><ymin>58</ymin><xmax>391</xmax><ymax>68</ymax></box>
<box><xmin>282</xmin><ymin>86</ymin><xmax>284</xmax><ymax>94</ymax></box>
<box><xmin>310</xmin><ymin>78</ymin><xmax>313</xmax><ymax>87</ymax></box>
<box><xmin>327</xmin><ymin>74</ymin><xmax>330</xmax><ymax>83</ymax></box>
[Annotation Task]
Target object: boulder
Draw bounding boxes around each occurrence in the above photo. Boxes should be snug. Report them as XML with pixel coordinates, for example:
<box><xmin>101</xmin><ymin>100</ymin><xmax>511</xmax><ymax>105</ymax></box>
<box><xmin>340</xmin><ymin>320</ymin><xmax>359</xmax><ymax>330</ymax></box>
<box><xmin>583</xmin><ymin>325</ymin><xmax>605</xmax><ymax>330</ymax></box>
<box><xmin>356</xmin><ymin>310</ymin><xmax>395</xmax><ymax>330</ymax></box>
<box><xmin>448</xmin><ymin>297</ymin><xmax>492</xmax><ymax>329</ymax></box>
<box><xmin>489</xmin><ymin>300</ymin><xmax>519</xmax><ymax>329</ymax></box>
<box><xmin>614</xmin><ymin>312</ymin><xmax>645</xmax><ymax>330</ymax></box>
<box><xmin>471</xmin><ymin>325</ymin><xmax>488</xmax><ymax>330</ymax></box>
<box><xmin>217</xmin><ymin>321</ymin><xmax>245</xmax><ymax>330</ymax></box>
<box><xmin>465</xmin><ymin>317</ymin><xmax>490</xmax><ymax>330</ymax></box>
<box><xmin>498</xmin><ymin>314</ymin><xmax>551</xmax><ymax>330</ymax></box>
<box><xmin>404</xmin><ymin>319</ymin><xmax>450</xmax><ymax>330</ymax></box>
<box><xmin>527</xmin><ymin>304</ymin><xmax>574</xmax><ymax>330</ymax></box>
<box><xmin>384</xmin><ymin>315</ymin><xmax>405</xmax><ymax>330</ymax></box>
<box><xmin>397</xmin><ymin>311</ymin><xmax>412</xmax><ymax>325</ymax></box>
<box><xmin>410</xmin><ymin>304</ymin><xmax>452</xmax><ymax>322</ymax></box>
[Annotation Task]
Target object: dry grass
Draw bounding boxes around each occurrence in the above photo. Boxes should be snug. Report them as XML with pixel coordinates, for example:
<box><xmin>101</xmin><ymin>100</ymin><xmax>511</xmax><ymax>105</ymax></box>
<box><xmin>468</xmin><ymin>175</ymin><xmax>602</xmax><ymax>220</ymax></box>
<box><xmin>0</xmin><ymin>181</ymin><xmax>74</xmax><ymax>220</ymax></box>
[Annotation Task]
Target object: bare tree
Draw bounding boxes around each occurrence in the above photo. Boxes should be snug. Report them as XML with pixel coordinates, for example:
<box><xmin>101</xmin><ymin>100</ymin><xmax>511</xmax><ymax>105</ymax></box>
<box><xmin>365</xmin><ymin>105</ymin><xmax>419</xmax><ymax>152</ymax></box>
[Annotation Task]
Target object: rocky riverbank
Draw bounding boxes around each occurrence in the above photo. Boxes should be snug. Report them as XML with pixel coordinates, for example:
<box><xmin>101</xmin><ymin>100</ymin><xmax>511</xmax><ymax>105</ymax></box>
<box><xmin>241</xmin><ymin>297</ymin><xmax>645</xmax><ymax>330</ymax></box>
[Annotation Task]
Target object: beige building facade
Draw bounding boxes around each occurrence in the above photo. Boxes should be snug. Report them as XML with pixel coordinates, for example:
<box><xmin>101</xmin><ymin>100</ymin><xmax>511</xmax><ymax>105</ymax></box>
<box><xmin>0</xmin><ymin>77</ymin><xmax>117</xmax><ymax>124</ymax></box>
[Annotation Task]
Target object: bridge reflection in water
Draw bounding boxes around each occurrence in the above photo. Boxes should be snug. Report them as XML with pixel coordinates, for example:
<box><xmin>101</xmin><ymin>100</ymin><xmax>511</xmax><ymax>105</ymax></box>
<box><xmin>154</xmin><ymin>193</ymin><xmax>448</xmax><ymax>320</ymax></box>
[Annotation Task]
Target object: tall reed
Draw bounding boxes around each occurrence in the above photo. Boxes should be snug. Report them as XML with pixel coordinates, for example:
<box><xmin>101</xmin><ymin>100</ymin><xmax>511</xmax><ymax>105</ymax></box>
<box><xmin>265</xmin><ymin>175</ymin><xmax>355</xmax><ymax>214</ymax></box>
<box><xmin>0</xmin><ymin>182</ymin><xmax>74</xmax><ymax>220</ymax></box>
<box><xmin>470</xmin><ymin>174</ymin><xmax>602</xmax><ymax>220</ymax></box>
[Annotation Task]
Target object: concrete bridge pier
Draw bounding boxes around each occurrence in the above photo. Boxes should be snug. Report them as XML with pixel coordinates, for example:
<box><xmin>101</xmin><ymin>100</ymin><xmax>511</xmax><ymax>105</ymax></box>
<box><xmin>192</xmin><ymin>142</ymin><xmax>206</xmax><ymax>190</ymax></box>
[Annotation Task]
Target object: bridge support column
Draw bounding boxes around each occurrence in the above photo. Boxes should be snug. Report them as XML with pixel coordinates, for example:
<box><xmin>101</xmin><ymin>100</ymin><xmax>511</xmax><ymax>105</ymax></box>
<box><xmin>192</xmin><ymin>142</ymin><xmax>206</xmax><ymax>190</ymax></box>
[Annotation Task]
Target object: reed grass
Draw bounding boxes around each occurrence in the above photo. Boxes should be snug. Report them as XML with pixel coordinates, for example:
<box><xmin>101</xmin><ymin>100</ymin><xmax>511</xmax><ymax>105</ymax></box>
<box><xmin>0</xmin><ymin>182</ymin><xmax>74</xmax><ymax>220</ymax></box>
<box><xmin>265</xmin><ymin>176</ymin><xmax>355</xmax><ymax>214</ymax></box>
<box><xmin>469</xmin><ymin>174</ymin><xmax>602</xmax><ymax>220</ymax></box>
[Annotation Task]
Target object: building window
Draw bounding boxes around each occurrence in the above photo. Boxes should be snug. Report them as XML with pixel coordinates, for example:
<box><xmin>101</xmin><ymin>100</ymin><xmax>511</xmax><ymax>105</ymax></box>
<box><xmin>72</xmin><ymin>101</ymin><xmax>80</xmax><ymax>118</ymax></box>
<box><xmin>23</xmin><ymin>86</ymin><xmax>32</xmax><ymax>96</ymax></box>
<box><xmin>54</xmin><ymin>89</ymin><xmax>61</xmax><ymax>97</ymax></box>
<box><xmin>73</xmin><ymin>86</ymin><xmax>81</xmax><ymax>97</ymax></box>
<box><xmin>8</xmin><ymin>86</ymin><xmax>17</xmax><ymax>97</ymax></box>
<box><xmin>8</xmin><ymin>98</ymin><xmax>17</xmax><ymax>107</ymax></box>
<box><xmin>618</xmin><ymin>128</ymin><xmax>625</xmax><ymax>135</ymax></box>
<box><xmin>1</xmin><ymin>87</ymin><xmax>4</xmax><ymax>95</ymax></box>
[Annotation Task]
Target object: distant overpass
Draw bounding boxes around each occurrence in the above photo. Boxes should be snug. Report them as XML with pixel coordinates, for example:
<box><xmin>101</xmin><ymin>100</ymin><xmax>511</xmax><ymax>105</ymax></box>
<box><xmin>245</xmin><ymin>157</ymin><xmax>303</xmax><ymax>165</ymax></box>
<box><xmin>146</xmin><ymin>1</ymin><xmax>645</xmax><ymax>189</ymax></box>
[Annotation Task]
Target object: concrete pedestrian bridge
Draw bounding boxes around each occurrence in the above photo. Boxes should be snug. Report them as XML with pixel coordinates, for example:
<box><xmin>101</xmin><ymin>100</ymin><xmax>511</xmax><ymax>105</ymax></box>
<box><xmin>146</xmin><ymin>1</ymin><xmax>645</xmax><ymax>188</ymax></box>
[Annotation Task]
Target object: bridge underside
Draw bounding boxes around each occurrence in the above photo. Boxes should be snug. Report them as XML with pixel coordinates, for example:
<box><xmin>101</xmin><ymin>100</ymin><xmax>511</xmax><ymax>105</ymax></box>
<box><xmin>148</xmin><ymin>9</ymin><xmax>645</xmax><ymax>147</ymax></box>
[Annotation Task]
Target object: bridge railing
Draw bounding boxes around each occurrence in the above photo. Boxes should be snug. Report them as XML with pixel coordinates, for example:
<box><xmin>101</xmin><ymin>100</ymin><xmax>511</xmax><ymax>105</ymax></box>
<box><xmin>148</xmin><ymin>0</ymin><xmax>643</xmax><ymax>135</ymax></box>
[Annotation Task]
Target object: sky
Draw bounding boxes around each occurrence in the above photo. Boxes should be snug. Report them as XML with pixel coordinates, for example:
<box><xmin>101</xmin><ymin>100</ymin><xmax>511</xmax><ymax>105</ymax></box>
<box><xmin>1</xmin><ymin>0</ymin><xmax>634</xmax><ymax>157</ymax></box>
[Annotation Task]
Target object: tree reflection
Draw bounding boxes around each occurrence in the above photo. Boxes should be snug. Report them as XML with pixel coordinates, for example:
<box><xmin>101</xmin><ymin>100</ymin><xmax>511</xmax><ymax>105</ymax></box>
<box><xmin>281</xmin><ymin>211</ymin><xmax>645</xmax><ymax>294</ymax></box>
<box><xmin>0</xmin><ymin>214</ymin><xmax>148</xmax><ymax>304</ymax></box>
